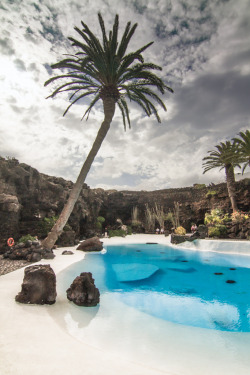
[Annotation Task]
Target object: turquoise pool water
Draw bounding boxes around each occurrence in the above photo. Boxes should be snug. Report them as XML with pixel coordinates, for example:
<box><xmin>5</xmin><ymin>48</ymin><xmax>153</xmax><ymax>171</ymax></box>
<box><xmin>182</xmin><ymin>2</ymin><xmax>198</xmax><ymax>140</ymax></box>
<box><xmin>61</xmin><ymin>243</ymin><xmax>250</xmax><ymax>332</ymax></box>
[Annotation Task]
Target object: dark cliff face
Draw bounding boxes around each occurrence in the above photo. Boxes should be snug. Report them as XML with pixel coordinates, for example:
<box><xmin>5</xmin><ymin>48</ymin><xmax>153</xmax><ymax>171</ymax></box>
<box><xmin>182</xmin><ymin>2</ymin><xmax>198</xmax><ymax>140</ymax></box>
<box><xmin>99</xmin><ymin>183</ymin><xmax>250</xmax><ymax>229</ymax></box>
<box><xmin>0</xmin><ymin>158</ymin><xmax>103</xmax><ymax>247</ymax></box>
<box><xmin>0</xmin><ymin>157</ymin><xmax>249</xmax><ymax>247</ymax></box>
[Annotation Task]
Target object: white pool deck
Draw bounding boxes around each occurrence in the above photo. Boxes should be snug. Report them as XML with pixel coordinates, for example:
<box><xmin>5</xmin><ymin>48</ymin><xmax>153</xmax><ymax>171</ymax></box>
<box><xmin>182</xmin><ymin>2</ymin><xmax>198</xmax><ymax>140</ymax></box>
<box><xmin>1</xmin><ymin>234</ymin><xmax>250</xmax><ymax>375</ymax></box>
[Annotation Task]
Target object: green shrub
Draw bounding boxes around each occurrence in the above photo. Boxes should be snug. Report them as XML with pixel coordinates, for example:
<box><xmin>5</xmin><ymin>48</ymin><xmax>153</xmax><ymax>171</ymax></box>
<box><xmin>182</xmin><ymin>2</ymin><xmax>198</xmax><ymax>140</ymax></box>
<box><xmin>193</xmin><ymin>184</ymin><xmax>206</xmax><ymax>189</ymax></box>
<box><xmin>96</xmin><ymin>216</ymin><xmax>105</xmax><ymax>231</ymax></box>
<box><xmin>206</xmin><ymin>190</ymin><xmax>217</xmax><ymax>198</ymax></box>
<box><xmin>204</xmin><ymin>209</ymin><xmax>225</xmax><ymax>226</ymax></box>
<box><xmin>222</xmin><ymin>213</ymin><xmax>231</xmax><ymax>223</ymax></box>
<box><xmin>18</xmin><ymin>234</ymin><xmax>36</xmax><ymax>243</ymax></box>
<box><xmin>131</xmin><ymin>220</ymin><xmax>141</xmax><ymax>228</ymax></box>
<box><xmin>127</xmin><ymin>226</ymin><xmax>132</xmax><ymax>235</ymax></box>
<box><xmin>39</xmin><ymin>216</ymin><xmax>72</xmax><ymax>236</ymax></box>
<box><xmin>208</xmin><ymin>225</ymin><xmax>227</xmax><ymax>238</ymax></box>
<box><xmin>174</xmin><ymin>226</ymin><xmax>186</xmax><ymax>235</ymax></box>
<box><xmin>108</xmin><ymin>229</ymin><xmax>126</xmax><ymax>237</ymax></box>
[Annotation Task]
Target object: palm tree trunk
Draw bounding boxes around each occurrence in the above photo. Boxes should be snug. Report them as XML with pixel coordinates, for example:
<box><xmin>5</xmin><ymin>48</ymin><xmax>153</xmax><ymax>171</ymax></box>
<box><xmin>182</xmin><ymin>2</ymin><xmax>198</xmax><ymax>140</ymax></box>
<box><xmin>225</xmin><ymin>164</ymin><xmax>238</xmax><ymax>213</ymax></box>
<box><xmin>42</xmin><ymin>98</ymin><xmax>116</xmax><ymax>250</ymax></box>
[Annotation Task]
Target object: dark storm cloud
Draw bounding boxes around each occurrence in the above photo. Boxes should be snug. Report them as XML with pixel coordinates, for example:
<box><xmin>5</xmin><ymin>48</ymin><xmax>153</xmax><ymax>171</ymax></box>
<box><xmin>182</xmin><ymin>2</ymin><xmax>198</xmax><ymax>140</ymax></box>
<box><xmin>14</xmin><ymin>58</ymin><xmax>26</xmax><ymax>71</ymax></box>
<box><xmin>170</xmin><ymin>70</ymin><xmax>250</xmax><ymax>137</ymax></box>
<box><xmin>0</xmin><ymin>37</ymin><xmax>15</xmax><ymax>55</ymax></box>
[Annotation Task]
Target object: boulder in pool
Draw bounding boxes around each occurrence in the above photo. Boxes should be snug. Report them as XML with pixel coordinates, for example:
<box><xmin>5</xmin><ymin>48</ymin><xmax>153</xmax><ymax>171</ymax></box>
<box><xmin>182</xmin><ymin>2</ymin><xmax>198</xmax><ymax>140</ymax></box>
<box><xmin>15</xmin><ymin>264</ymin><xmax>57</xmax><ymax>305</ymax></box>
<box><xmin>77</xmin><ymin>237</ymin><xmax>103</xmax><ymax>252</ymax></box>
<box><xmin>66</xmin><ymin>272</ymin><xmax>100</xmax><ymax>307</ymax></box>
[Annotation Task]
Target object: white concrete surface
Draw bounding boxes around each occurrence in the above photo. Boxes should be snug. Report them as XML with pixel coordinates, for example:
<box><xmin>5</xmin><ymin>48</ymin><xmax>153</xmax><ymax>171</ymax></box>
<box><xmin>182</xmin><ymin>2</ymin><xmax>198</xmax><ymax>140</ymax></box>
<box><xmin>1</xmin><ymin>235</ymin><xmax>250</xmax><ymax>375</ymax></box>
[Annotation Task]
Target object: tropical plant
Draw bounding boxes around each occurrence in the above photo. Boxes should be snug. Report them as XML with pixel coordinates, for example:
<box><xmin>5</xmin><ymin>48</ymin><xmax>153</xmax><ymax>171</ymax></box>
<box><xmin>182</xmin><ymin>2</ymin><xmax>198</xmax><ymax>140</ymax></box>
<box><xmin>108</xmin><ymin>229</ymin><xmax>127</xmax><ymax>237</ymax></box>
<box><xmin>18</xmin><ymin>234</ymin><xmax>36</xmax><ymax>244</ymax></box>
<box><xmin>127</xmin><ymin>226</ymin><xmax>133</xmax><ymax>235</ymax></box>
<box><xmin>165</xmin><ymin>211</ymin><xmax>174</xmax><ymax>227</ymax></box>
<box><xmin>39</xmin><ymin>216</ymin><xmax>71</xmax><ymax>237</ymax></box>
<box><xmin>193</xmin><ymin>183</ymin><xmax>206</xmax><ymax>189</ymax></box>
<box><xmin>164</xmin><ymin>202</ymin><xmax>180</xmax><ymax>229</ymax></box>
<box><xmin>231</xmin><ymin>211</ymin><xmax>249</xmax><ymax>223</ymax></box>
<box><xmin>96</xmin><ymin>216</ymin><xmax>105</xmax><ymax>232</ymax></box>
<box><xmin>42</xmin><ymin>13</ymin><xmax>173</xmax><ymax>249</ymax></box>
<box><xmin>131</xmin><ymin>206</ymin><xmax>141</xmax><ymax>227</ymax></box>
<box><xmin>174</xmin><ymin>226</ymin><xmax>186</xmax><ymax>235</ymax></box>
<box><xmin>233</xmin><ymin>130</ymin><xmax>250</xmax><ymax>174</ymax></box>
<box><xmin>153</xmin><ymin>203</ymin><xmax>165</xmax><ymax>229</ymax></box>
<box><xmin>144</xmin><ymin>203</ymin><xmax>156</xmax><ymax>232</ymax></box>
<box><xmin>204</xmin><ymin>208</ymin><xmax>225</xmax><ymax>226</ymax></box>
<box><xmin>202</xmin><ymin>141</ymin><xmax>242</xmax><ymax>212</ymax></box>
<box><xmin>208</xmin><ymin>225</ymin><xmax>227</xmax><ymax>238</ymax></box>
<box><xmin>205</xmin><ymin>189</ymin><xmax>217</xmax><ymax>198</ymax></box>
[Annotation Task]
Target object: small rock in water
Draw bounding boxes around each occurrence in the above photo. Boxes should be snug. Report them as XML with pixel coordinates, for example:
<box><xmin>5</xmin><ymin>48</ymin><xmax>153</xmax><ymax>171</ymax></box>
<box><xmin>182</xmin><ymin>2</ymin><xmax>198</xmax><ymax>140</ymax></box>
<box><xmin>66</xmin><ymin>272</ymin><xmax>100</xmax><ymax>306</ymax></box>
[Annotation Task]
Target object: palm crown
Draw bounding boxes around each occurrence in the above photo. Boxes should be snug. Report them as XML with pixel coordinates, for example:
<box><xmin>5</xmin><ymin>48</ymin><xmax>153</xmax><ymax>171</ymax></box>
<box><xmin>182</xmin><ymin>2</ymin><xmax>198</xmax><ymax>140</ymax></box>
<box><xmin>202</xmin><ymin>141</ymin><xmax>242</xmax><ymax>173</ymax></box>
<box><xmin>45</xmin><ymin>13</ymin><xmax>173</xmax><ymax>129</ymax></box>
<box><xmin>202</xmin><ymin>140</ymin><xmax>243</xmax><ymax>212</ymax></box>
<box><xmin>233</xmin><ymin>130</ymin><xmax>250</xmax><ymax>173</ymax></box>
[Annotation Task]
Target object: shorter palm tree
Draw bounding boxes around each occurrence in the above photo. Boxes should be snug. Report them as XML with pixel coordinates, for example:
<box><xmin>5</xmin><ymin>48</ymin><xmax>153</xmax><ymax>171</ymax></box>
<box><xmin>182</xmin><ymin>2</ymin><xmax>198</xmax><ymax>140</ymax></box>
<box><xmin>202</xmin><ymin>141</ymin><xmax>242</xmax><ymax>212</ymax></box>
<box><xmin>233</xmin><ymin>130</ymin><xmax>250</xmax><ymax>174</ymax></box>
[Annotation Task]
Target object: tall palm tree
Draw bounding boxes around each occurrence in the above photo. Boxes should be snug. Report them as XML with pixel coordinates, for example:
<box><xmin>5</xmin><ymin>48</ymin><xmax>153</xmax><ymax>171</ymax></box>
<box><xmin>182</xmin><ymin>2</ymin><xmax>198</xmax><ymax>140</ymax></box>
<box><xmin>202</xmin><ymin>141</ymin><xmax>242</xmax><ymax>212</ymax></box>
<box><xmin>42</xmin><ymin>13</ymin><xmax>173</xmax><ymax>249</ymax></box>
<box><xmin>233</xmin><ymin>130</ymin><xmax>250</xmax><ymax>174</ymax></box>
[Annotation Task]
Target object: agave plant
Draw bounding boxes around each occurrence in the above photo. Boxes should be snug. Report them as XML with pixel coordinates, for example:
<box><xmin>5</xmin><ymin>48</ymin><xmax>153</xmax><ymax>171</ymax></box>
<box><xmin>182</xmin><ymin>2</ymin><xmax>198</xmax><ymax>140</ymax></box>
<box><xmin>42</xmin><ymin>13</ymin><xmax>173</xmax><ymax>249</ymax></box>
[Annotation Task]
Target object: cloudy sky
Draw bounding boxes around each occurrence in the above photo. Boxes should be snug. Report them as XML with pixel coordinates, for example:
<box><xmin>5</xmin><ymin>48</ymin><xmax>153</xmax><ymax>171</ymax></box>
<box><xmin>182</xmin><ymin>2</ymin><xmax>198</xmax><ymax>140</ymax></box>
<box><xmin>1</xmin><ymin>0</ymin><xmax>250</xmax><ymax>191</ymax></box>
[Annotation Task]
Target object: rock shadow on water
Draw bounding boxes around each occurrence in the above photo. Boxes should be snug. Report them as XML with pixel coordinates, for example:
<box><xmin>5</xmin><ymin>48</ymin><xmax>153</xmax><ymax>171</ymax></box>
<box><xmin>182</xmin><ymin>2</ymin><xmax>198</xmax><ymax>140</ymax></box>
<box><xmin>48</xmin><ymin>297</ymin><xmax>100</xmax><ymax>330</ymax></box>
<box><xmin>168</xmin><ymin>266</ymin><xmax>197</xmax><ymax>273</ymax></box>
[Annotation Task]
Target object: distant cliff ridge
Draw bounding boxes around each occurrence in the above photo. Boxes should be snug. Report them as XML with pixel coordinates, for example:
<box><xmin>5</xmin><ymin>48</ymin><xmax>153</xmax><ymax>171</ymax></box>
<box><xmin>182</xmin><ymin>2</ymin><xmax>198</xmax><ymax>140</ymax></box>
<box><xmin>0</xmin><ymin>157</ymin><xmax>249</xmax><ymax>248</ymax></box>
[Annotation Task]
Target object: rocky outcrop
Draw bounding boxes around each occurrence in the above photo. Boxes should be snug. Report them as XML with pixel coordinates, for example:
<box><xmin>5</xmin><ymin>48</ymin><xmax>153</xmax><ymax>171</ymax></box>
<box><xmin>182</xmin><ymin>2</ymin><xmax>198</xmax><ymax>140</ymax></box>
<box><xmin>0</xmin><ymin>158</ymin><xmax>103</xmax><ymax>247</ymax></box>
<box><xmin>0</xmin><ymin>193</ymin><xmax>21</xmax><ymax>253</ymax></box>
<box><xmin>76</xmin><ymin>237</ymin><xmax>103</xmax><ymax>252</ymax></box>
<box><xmin>15</xmin><ymin>264</ymin><xmax>57</xmax><ymax>305</ymax></box>
<box><xmin>227</xmin><ymin>218</ymin><xmax>250</xmax><ymax>239</ymax></box>
<box><xmin>62</xmin><ymin>250</ymin><xmax>74</xmax><ymax>255</ymax></box>
<box><xmin>0</xmin><ymin>157</ymin><xmax>249</xmax><ymax>249</ymax></box>
<box><xmin>3</xmin><ymin>240</ymin><xmax>55</xmax><ymax>262</ymax></box>
<box><xmin>66</xmin><ymin>272</ymin><xmax>100</xmax><ymax>306</ymax></box>
<box><xmin>171</xmin><ymin>231</ymin><xmax>201</xmax><ymax>245</ymax></box>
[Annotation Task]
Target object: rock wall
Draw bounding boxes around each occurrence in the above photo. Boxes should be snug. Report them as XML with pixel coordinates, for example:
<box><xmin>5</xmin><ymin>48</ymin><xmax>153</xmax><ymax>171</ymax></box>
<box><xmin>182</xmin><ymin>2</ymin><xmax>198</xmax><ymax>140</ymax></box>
<box><xmin>0</xmin><ymin>157</ymin><xmax>249</xmax><ymax>249</ymax></box>
<box><xmin>0</xmin><ymin>158</ymin><xmax>103</xmax><ymax>249</ymax></box>
<box><xmin>99</xmin><ymin>182</ymin><xmax>250</xmax><ymax>230</ymax></box>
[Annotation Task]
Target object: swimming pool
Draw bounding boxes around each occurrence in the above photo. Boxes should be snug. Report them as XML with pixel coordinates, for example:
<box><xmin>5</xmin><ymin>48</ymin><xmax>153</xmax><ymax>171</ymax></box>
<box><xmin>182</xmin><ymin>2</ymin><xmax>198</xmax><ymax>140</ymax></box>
<box><xmin>60</xmin><ymin>243</ymin><xmax>250</xmax><ymax>332</ymax></box>
<box><xmin>52</xmin><ymin>240</ymin><xmax>250</xmax><ymax>375</ymax></box>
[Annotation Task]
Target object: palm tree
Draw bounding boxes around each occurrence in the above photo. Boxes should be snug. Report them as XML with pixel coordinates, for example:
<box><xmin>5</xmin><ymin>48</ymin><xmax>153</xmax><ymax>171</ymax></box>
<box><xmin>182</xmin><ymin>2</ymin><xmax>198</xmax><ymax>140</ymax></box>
<box><xmin>202</xmin><ymin>141</ymin><xmax>242</xmax><ymax>212</ymax></box>
<box><xmin>233</xmin><ymin>130</ymin><xmax>250</xmax><ymax>174</ymax></box>
<box><xmin>42</xmin><ymin>13</ymin><xmax>173</xmax><ymax>249</ymax></box>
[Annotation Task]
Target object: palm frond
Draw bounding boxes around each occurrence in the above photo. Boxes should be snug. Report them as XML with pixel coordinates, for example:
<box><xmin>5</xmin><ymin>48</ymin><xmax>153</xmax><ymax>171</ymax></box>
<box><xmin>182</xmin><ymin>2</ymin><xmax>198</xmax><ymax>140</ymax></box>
<box><xmin>45</xmin><ymin>13</ymin><xmax>173</xmax><ymax>125</ymax></box>
<box><xmin>202</xmin><ymin>141</ymin><xmax>243</xmax><ymax>174</ymax></box>
<box><xmin>63</xmin><ymin>92</ymin><xmax>94</xmax><ymax>116</ymax></box>
<box><xmin>117</xmin><ymin>22</ymin><xmax>137</xmax><ymax>59</ymax></box>
<box><xmin>82</xmin><ymin>94</ymin><xmax>101</xmax><ymax>120</ymax></box>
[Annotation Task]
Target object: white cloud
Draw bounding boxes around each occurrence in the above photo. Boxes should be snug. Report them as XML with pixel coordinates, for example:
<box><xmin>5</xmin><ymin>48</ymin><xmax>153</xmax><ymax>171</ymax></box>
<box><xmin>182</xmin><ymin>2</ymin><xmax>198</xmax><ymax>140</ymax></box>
<box><xmin>0</xmin><ymin>0</ymin><xmax>249</xmax><ymax>191</ymax></box>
